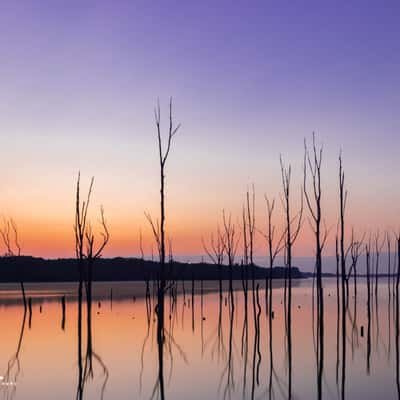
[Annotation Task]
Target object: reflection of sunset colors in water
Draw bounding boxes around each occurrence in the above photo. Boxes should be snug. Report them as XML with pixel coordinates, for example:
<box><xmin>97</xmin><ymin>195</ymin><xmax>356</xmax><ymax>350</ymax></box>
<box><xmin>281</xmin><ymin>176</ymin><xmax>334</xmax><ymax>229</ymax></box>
<box><xmin>0</xmin><ymin>278</ymin><xmax>397</xmax><ymax>399</ymax></box>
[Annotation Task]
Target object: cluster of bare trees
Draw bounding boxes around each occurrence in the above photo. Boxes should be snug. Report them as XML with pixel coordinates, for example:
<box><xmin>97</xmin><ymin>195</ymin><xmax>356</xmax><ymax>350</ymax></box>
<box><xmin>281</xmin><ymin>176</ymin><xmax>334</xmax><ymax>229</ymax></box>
<box><xmin>196</xmin><ymin>133</ymin><xmax>399</xmax><ymax>400</ymax></box>
<box><xmin>68</xmin><ymin>97</ymin><xmax>396</xmax><ymax>400</ymax></box>
<box><xmin>1</xmin><ymin>96</ymin><xmax>398</xmax><ymax>400</ymax></box>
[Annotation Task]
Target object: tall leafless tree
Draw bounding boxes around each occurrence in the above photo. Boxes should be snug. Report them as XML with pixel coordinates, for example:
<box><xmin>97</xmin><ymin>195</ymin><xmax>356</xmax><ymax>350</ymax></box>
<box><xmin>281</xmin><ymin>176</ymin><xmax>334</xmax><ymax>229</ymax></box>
<box><xmin>245</xmin><ymin>186</ymin><xmax>257</xmax><ymax>329</ymax></box>
<box><xmin>303</xmin><ymin>134</ymin><xmax>328</xmax><ymax>400</ymax></box>
<box><xmin>145</xmin><ymin>98</ymin><xmax>180</xmax><ymax>400</ymax></box>
<box><xmin>74</xmin><ymin>173</ymin><xmax>109</xmax><ymax>399</ymax></box>
<box><xmin>280</xmin><ymin>156</ymin><xmax>303</xmax><ymax>399</ymax></box>
<box><xmin>338</xmin><ymin>153</ymin><xmax>347</xmax><ymax>400</ymax></box>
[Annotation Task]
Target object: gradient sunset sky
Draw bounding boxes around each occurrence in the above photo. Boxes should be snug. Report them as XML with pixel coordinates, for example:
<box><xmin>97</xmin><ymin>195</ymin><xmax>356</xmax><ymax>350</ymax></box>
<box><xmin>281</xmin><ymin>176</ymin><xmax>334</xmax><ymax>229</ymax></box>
<box><xmin>1</xmin><ymin>1</ymin><xmax>399</xmax><ymax>258</ymax></box>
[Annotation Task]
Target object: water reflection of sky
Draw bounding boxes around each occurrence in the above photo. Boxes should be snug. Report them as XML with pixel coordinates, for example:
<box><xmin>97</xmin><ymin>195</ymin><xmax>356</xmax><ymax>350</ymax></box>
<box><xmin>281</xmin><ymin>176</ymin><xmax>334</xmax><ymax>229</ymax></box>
<box><xmin>0</xmin><ymin>279</ymin><xmax>397</xmax><ymax>399</ymax></box>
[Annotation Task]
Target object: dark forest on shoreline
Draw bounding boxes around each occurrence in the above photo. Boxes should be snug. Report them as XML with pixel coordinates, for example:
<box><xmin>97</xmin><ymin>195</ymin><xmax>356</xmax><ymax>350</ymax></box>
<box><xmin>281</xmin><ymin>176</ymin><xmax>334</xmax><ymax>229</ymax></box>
<box><xmin>0</xmin><ymin>255</ymin><xmax>304</xmax><ymax>283</ymax></box>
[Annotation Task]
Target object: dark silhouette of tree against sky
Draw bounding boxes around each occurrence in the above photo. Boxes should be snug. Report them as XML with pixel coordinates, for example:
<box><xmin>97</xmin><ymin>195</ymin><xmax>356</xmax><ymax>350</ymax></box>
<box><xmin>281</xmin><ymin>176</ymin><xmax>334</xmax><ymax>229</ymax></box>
<box><xmin>74</xmin><ymin>172</ymin><xmax>93</xmax><ymax>400</ymax></box>
<box><xmin>280</xmin><ymin>155</ymin><xmax>303</xmax><ymax>400</ymax></box>
<box><xmin>0</xmin><ymin>218</ymin><xmax>21</xmax><ymax>257</ymax></box>
<box><xmin>303</xmin><ymin>133</ymin><xmax>329</xmax><ymax>400</ymax></box>
<box><xmin>1</xmin><ymin>218</ymin><xmax>26</xmax><ymax>309</ymax></box>
<box><xmin>339</xmin><ymin>153</ymin><xmax>348</xmax><ymax>400</ymax></box>
<box><xmin>145</xmin><ymin>98</ymin><xmax>180</xmax><ymax>400</ymax></box>
<box><xmin>74</xmin><ymin>173</ymin><xmax>110</xmax><ymax>400</ymax></box>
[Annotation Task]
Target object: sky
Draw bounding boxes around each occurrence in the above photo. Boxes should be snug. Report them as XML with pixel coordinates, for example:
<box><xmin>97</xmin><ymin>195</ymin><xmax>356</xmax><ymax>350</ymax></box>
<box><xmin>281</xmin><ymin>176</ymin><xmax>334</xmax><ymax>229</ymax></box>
<box><xmin>0</xmin><ymin>1</ymin><xmax>399</xmax><ymax>262</ymax></box>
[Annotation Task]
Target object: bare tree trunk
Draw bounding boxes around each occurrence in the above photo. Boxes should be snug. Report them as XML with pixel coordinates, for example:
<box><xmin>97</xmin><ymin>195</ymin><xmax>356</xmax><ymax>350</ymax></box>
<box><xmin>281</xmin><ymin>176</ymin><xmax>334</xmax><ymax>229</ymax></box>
<box><xmin>280</xmin><ymin>157</ymin><xmax>302</xmax><ymax>400</ymax></box>
<box><xmin>366</xmin><ymin>245</ymin><xmax>372</xmax><ymax>374</ymax></box>
<box><xmin>145</xmin><ymin>99</ymin><xmax>180</xmax><ymax>400</ymax></box>
<box><xmin>304</xmin><ymin>134</ymin><xmax>327</xmax><ymax>400</ymax></box>
<box><xmin>339</xmin><ymin>154</ymin><xmax>347</xmax><ymax>400</ymax></box>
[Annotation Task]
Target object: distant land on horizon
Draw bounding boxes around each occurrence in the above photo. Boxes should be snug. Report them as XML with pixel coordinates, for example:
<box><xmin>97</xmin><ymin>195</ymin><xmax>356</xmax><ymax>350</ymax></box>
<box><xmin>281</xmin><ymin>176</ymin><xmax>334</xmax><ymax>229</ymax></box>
<box><xmin>0</xmin><ymin>256</ymin><xmax>307</xmax><ymax>283</ymax></box>
<box><xmin>165</xmin><ymin>254</ymin><xmax>395</xmax><ymax>276</ymax></box>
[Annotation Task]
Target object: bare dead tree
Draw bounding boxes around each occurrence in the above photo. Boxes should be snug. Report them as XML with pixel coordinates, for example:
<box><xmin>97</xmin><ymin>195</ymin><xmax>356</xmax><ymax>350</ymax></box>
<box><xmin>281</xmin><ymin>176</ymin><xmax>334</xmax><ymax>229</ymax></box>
<box><xmin>345</xmin><ymin>229</ymin><xmax>365</xmax><ymax>303</ymax></box>
<box><xmin>280</xmin><ymin>155</ymin><xmax>303</xmax><ymax>400</ymax></box>
<box><xmin>245</xmin><ymin>186</ymin><xmax>257</xmax><ymax>328</ymax></box>
<box><xmin>145</xmin><ymin>98</ymin><xmax>180</xmax><ymax>400</ymax></box>
<box><xmin>202</xmin><ymin>227</ymin><xmax>225</xmax><ymax>302</ymax></box>
<box><xmin>1</xmin><ymin>218</ymin><xmax>26</xmax><ymax>309</ymax></box>
<box><xmin>0</xmin><ymin>218</ymin><xmax>13</xmax><ymax>256</ymax></box>
<box><xmin>303</xmin><ymin>133</ymin><xmax>329</xmax><ymax>400</ymax></box>
<box><xmin>145</xmin><ymin>97</ymin><xmax>180</xmax><ymax>269</ymax></box>
<box><xmin>1</xmin><ymin>218</ymin><xmax>22</xmax><ymax>256</ymax></box>
<box><xmin>74</xmin><ymin>172</ymin><xmax>92</xmax><ymax>400</ymax></box>
<box><xmin>10</xmin><ymin>219</ymin><xmax>21</xmax><ymax>256</ymax></box>
<box><xmin>74</xmin><ymin>174</ymin><xmax>93</xmax><ymax>262</ymax></box>
<box><xmin>338</xmin><ymin>153</ymin><xmax>348</xmax><ymax>400</ymax></box>
<box><xmin>74</xmin><ymin>173</ymin><xmax>110</xmax><ymax>399</ymax></box>
<box><xmin>222</xmin><ymin>210</ymin><xmax>240</xmax><ymax>311</ymax></box>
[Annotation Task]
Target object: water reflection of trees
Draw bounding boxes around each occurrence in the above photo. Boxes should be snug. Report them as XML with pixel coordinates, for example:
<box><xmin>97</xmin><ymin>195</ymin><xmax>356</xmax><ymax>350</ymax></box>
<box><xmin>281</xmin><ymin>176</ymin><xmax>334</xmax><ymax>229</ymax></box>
<box><xmin>5</xmin><ymin>274</ymin><xmax>400</xmax><ymax>399</ymax></box>
<box><xmin>1</xmin><ymin>307</ymin><xmax>26</xmax><ymax>399</ymax></box>
<box><xmin>2</xmin><ymin>244</ymin><xmax>400</xmax><ymax>399</ymax></box>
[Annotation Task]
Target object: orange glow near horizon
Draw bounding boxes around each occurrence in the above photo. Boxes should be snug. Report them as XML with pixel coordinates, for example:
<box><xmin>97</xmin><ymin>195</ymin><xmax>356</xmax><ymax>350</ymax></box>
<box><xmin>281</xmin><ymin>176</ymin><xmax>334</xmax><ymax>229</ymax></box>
<box><xmin>7</xmin><ymin>205</ymin><xmax>393</xmax><ymax>260</ymax></box>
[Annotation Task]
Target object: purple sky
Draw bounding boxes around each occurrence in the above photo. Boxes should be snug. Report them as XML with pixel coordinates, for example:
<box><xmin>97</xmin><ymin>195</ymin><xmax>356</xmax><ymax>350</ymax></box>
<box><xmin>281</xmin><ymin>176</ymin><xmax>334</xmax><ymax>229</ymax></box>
<box><xmin>0</xmin><ymin>1</ymin><xmax>399</xmax><ymax>258</ymax></box>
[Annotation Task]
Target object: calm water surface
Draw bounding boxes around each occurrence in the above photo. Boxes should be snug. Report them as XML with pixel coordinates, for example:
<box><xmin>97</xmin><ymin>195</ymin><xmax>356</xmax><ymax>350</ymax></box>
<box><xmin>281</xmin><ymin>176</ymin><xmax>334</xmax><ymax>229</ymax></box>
<box><xmin>0</xmin><ymin>278</ymin><xmax>397</xmax><ymax>399</ymax></box>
